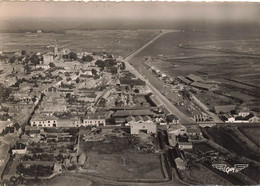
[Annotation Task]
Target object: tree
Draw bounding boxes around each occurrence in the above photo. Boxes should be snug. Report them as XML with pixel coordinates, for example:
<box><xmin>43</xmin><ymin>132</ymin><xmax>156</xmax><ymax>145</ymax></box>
<box><xmin>134</xmin><ymin>89</ymin><xmax>139</xmax><ymax>93</ymax></box>
<box><xmin>21</xmin><ymin>50</ymin><xmax>27</xmax><ymax>55</ymax></box>
<box><xmin>81</xmin><ymin>55</ymin><xmax>93</xmax><ymax>62</ymax></box>
<box><xmin>75</xmin><ymin>77</ymin><xmax>80</xmax><ymax>83</ymax></box>
<box><xmin>49</xmin><ymin>62</ymin><xmax>55</xmax><ymax>68</ymax></box>
<box><xmin>120</xmin><ymin>62</ymin><xmax>126</xmax><ymax>70</ymax></box>
<box><xmin>24</xmin><ymin>64</ymin><xmax>31</xmax><ymax>73</ymax></box>
<box><xmin>30</xmin><ymin>54</ymin><xmax>40</xmax><ymax>67</ymax></box>
<box><xmin>91</xmin><ymin>69</ymin><xmax>97</xmax><ymax>75</ymax></box>
<box><xmin>111</xmin><ymin>66</ymin><xmax>118</xmax><ymax>75</ymax></box>
<box><xmin>68</xmin><ymin>52</ymin><xmax>77</xmax><ymax>60</ymax></box>
<box><xmin>9</xmin><ymin>56</ymin><xmax>15</xmax><ymax>64</ymax></box>
<box><xmin>13</xmin><ymin>123</ymin><xmax>20</xmax><ymax>131</ymax></box>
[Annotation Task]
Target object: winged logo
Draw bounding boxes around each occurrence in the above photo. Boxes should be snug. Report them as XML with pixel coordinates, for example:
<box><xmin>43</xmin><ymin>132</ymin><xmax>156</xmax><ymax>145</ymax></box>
<box><xmin>212</xmin><ymin>164</ymin><xmax>227</xmax><ymax>172</ymax></box>
<box><xmin>212</xmin><ymin>164</ymin><xmax>248</xmax><ymax>174</ymax></box>
<box><xmin>234</xmin><ymin>164</ymin><xmax>248</xmax><ymax>173</ymax></box>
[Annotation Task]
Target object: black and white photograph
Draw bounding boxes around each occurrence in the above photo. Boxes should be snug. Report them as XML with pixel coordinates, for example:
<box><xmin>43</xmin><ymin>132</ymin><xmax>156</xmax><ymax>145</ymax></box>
<box><xmin>0</xmin><ymin>1</ymin><xmax>259</xmax><ymax>185</ymax></box>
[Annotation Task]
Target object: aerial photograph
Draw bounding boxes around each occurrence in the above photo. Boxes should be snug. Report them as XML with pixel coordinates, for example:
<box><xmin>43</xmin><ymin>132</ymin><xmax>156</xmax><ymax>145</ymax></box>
<box><xmin>0</xmin><ymin>1</ymin><xmax>259</xmax><ymax>185</ymax></box>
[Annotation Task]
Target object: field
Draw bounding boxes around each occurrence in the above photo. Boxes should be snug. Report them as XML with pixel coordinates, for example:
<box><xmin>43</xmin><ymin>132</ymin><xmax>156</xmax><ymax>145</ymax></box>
<box><xmin>202</xmin><ymin>126</ymin><xmax>260</xmax><ymax>183</ymax></box>
<box><xmin>187</xmin><ymin>39</ymin><xmax>260</xmax><ymax>56</ymax></box>
<box><xmin>46</xmin><ymin>175</ymin><xmax>92</xmax><ymax>186</ymax></box>
<box><xmin>238</xmin><ymin>126</ymin><xmax>260</xmax><ymax>147</ymax></box>
<box><xmin>84</xmin><ymin>153</ymin><xmax>165</xmax><ymax>180</ymax></box>
<box><xmin>129</xmin><ymin>30</ymin><xmax>260</xmax><ymax>110</ymax></box>
<box><xmin>179</xmin><ymin>163</ymin><xmax>231</xmax><ymax>185</ymax></box>
<box><xmin>0</xmin><ymin>30</ymin><xmax>159</xmax><ymax>57</ymax></box>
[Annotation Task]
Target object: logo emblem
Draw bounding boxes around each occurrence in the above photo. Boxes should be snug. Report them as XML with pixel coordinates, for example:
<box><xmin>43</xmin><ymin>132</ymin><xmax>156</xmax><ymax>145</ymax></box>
<box><xmin>212</xmin><ymin>164</ymin><xmax>248</xmax><ymax>174</ymax></box>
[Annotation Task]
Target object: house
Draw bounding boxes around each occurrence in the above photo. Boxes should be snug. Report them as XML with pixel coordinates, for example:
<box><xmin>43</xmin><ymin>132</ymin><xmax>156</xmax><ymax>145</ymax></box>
<box><xmin>190</xmin><ymin>82</ymin><xmax>218</xmax><ymax>91</ymax></box>
<box><xmin>118</xmin><ymin>77</ymin><xmax>146</xmax><ymax>88</ymax></box>
<box><xmin>12</xmin><ymin>142</ymin><xmax>27</xmax><ymax>155</ymax></box>
<box><xmin>54</xmin><ymin>162</ymin><xmax>62</xmax><ymax>172</ymax></box>
<box><xmin>78</xmin><ymin>153</ymin><xmax>86</xmax><ymax>165</ymax></box>
<box><xmin>57</xmin><ymin>117</ymin><xmax>81</xmax><ymax>127</ymax></box>
<box><xmin>238</xmin><ymin>110</ymin><xmax>250</xmax><ymax>117</ymax></box>
<box><xmin>130</xmin><ymin>121</ymin><xmax>157</xmax><ymax>135</ymax></box>
<box><xmin>168</xmin><ymin>125</ymin><xmax>187</xmax><ymax>146</ymax></box>
<box><xmin>247</xmin><ymin>114</ymin><xmax>260</xmax><ymax>123</ymax></box>
<box><xmin>166</xmin><ymin>114</ymin><xmax>180</xmax><ymax>124</ymax></box>
<box><xmin>192</xmin><ymin>111</ymin><xmax>209</xmax><ymax>122</ymax></box>
<box><xmin>185</xmin><ymin>124</ymin><xmax>202</xmax><ymax>136</ymax></box>
<box><xmin>30</xmin><ymin>114</ymin><xmax>58</xmax><ymax>127</ymax></box>
<box><xmin>83</xmin><ymin>113</ymin><xmax>106</xmax><ymax>127</ymax></box>
<box><xmin>178</xmin><ymin>142</ymin><xmax>193</xmax><ymax>150</ymax></box>
<box><xmin>147</xmin><ymin>94</ymin><xmax>162</xmax><ymax>107</ymax></box>
<box><xmin>0</xmin><ymin>120</ymin><xmax>13</xmax><ymax>133</ymax></box>
<box><xmin>186</xmin><ymin>74</ymin><xmax>204</xmax><ymax>82</ymax></box>
<box><xmin>113</xmin><ymin>109</ymin><xmax>154</xmax><ymax>117</ymax></box>
<box><xmin>43</xmin><ymin>52</ymin><xmax>54</xmax><ymax>65</ymax></box>
<box><xmin>177</xmin><ymin>76</ymin><xmax>192</xmax><ymax>85</ymax></box>
<box><xmin>214</xmin><ymin>105</ymin><xmax>236</xmax><ymax>114</ymax></box>
<box><xmin>175</xmin><ymin>157</ymin><xmax>186</xmax><ymax>170</ymax></box>
<box><xmin>222</xmin><ymin>114</ymin><xmax>236</xmax><ymax>123</ymax></box>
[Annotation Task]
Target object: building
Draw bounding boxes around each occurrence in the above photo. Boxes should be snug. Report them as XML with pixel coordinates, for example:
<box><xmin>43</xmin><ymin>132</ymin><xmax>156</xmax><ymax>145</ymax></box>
<box><xmin>190</xmin><ymin>82</ymin><xmax>218</xmax><ymax>91</ymax></box>
<box><xmin>0</xmin><ymin>120</ymin><xmax>13</xmax><ymax>133</ymax></box>
<box><xmin>192</xmin><ymin>111</ymin><xmax>209</xmax><ymax>122</ymax></box>
<box><xmin>186</xmin><ymin>74</ymin><xmax>204</xmax><ymax>82</ymax></box>
<box><xmin>30</xmin><ymin>114</ymin><xmax>58</xmax><ymax>127</ymax></box>
<box><xmin>57</xmin><ymin>117</ymin><xmax>81</xmax><ymax>127</ymax></box>
<box><xmin>177</xmin><ymin>76</ymin><xmax>192</xmax><ymax>85</ymax></box>
<box><xmin>12</xmin><ymin>142</ymin><xmax>27</xmax><ymax>155</ymax></box>
<box><xmin>83</xmin><ymin>113</ymin><xmax>106</xmax><ymax>127</ymax></box>
<box><xmin>166</xmin><ymin>114</ymin><xmax>180</xmax><ymax>124</ymax></box>
<box><xmin>130</xmin><ymin>121</ymin><xmax>157</xmax><ymax>135</ymax></box>
<box><xmin>238</xmin><ymin>110</ymin><xmax>250</xmax><ymax>117</ymax></box>
<box><xmin>113</xmin><ymin>109</ymin><xmax>154</xmax><ymax>118</ymax></box>
<box><xmin>168</xmin><ymin>125</ymin><xmax>187</xmax><ymax>146</ymax></box>
<box><xmin>175</xmin><ymin>157</ymin><xmax>186</xmax><ymax>170</ymax></box>
<box><xmin>248</xmin><ymin>115</ymin><xmax>260</xmax><ymax>123</ymax></box>
<box><xmin>178</xmin><ymin>142</ymin><xmax>193</xmax><ymax>150</ymax></box>
<box><xmin>118</xmin><ymin>77</ymin><xmax>146</xmax><ymax>88</ymax></box>
<box><xmin>185</xmin><ymin>124</ymin><xmax>202</xmax><ymax>136</ymax></box>
<box><xmin>43</xmin><ymin>52</ymin><xmax>54</xmax><ymax>65</ymax></box>
<box><xmin>78</xmin><ymin>153</ymin><xmax>86</xmax><ymax>165</ymax></box>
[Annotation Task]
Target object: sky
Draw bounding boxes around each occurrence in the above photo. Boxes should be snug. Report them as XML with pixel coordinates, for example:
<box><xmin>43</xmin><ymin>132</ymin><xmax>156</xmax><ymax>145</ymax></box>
<box><xmin>0</xmin><ymin>2</ymin><xmax>259</xmax><ymax>20</ymax></box>
<box><xmin>0</xmin><ymin>2</ymin><xmax>259</xmax><ymax>30</ymax></box>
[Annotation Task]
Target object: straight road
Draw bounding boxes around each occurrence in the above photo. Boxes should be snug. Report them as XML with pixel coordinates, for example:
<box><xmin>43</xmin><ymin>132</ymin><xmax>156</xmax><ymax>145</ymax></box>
<box><xmin>123</xmin><ymin>30</ymin><xmax>194</xmax><ymax>124</ymax></box>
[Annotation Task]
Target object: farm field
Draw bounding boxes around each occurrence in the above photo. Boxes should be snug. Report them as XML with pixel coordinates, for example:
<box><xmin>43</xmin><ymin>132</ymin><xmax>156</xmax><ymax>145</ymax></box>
<box><xmin>179</xmin><ymin>163</ymin><xmax>231</xmax><ymax>185</ymax></box>
<box><xmin>238</xmin><ymin>126</ymin><xmax>260</xmax><ymax>147</ymax></box>
<box><xmin>46</xmin><ymin>175</ymin><xmax>92</xmax><ymax>186</ymax></box>
<box><xmin>186</xmin><ymin>39</ymin><xmax>260</xmax><ymax>56</ymax></box>
<box><xmin>204</xmin><ymin>126</ymin><xmax>260</xmax><ymax>162</ymax></box>
<box><xmin>0</xmin><ymin>29</ymin><xmax>159</xmax><ymax>57</ymax></box>
<box><xmin>83</xmin><ymin>153</ymin><xmax>165</xmax><ymax>180</ymax></box>
<box><xmin>129</xmin><ymin>30</ymin><xmax>260</xmax><ymax>110</ymax></box>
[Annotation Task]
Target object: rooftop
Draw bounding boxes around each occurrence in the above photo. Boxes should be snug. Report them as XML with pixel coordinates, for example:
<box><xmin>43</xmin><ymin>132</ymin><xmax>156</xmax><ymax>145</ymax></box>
<box><xmin>186</xmin><ymin>74</ymin><xmax>204</xmax><ymax>82</ymax></box>
<box><xmin>113</xmin><ymin>109</ymin><xmax>154</xmax><ymax>117</ymax></box>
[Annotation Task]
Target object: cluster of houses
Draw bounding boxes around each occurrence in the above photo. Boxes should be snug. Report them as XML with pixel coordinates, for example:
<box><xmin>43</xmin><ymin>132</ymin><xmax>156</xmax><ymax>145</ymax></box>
<box><xmin>177</xmin><ymin>74</ymin><xmax>218</xmax><ymax>91</ymax></box>
<box><xmin>214</xmin><ymin>105</ymin><xmax>260</xmax><ymax>123</ymax></box>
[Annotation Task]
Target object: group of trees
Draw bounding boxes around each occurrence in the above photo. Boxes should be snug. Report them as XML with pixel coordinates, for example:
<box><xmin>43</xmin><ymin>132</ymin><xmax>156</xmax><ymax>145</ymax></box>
<box><xmin>62</xmin><ymin>52</ymin><xmax>77</xmax><ymax>60</ymax></box>
<box><xmin>81</xmin><ymin>55</ymin><xmax>93</xmax><ymax>62</ymax></box>
<box><xmin>0</xmin><ymin>84</ymin><xmax>12</xmax><ymax>104</ymax></box>
<box><xmin>16</xmin><ymin>163</ymin><xmax>53</xmax><ymax>177</ymax></box>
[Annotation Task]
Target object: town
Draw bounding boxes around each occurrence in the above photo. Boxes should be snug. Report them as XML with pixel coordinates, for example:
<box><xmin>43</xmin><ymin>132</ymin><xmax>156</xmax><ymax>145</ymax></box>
<box><xmin>0</xmin><ymin>38</ymin><xmax>259</xmax><ymax>185</ymax></box>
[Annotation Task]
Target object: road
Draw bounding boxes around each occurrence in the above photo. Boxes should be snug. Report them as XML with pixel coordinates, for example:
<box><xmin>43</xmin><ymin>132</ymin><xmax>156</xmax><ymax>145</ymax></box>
<box><xmin>123</xmin><ymin>30</ymin><xmax>194</xmax><ymax>124</ymax></box>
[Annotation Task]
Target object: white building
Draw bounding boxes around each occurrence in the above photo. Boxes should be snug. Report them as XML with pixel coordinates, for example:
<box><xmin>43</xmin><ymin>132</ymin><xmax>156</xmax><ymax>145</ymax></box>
<box><xmin>83</xmin><ymin>113</ymin><xmax>106</xmax><ymax>127</ymax></box>
<box><xmin>43</xmin><ymin>53</ymin><xmax>54</xmax><ymax>65</ymax></box>
<box><xmin>130</xmin><ymin>121</ymin><xmax>157</xmax><ymax>135</ymax></box>
<box><xmin>30</xmin><ymin>114</ymin><xmax>58</xmax><ymax>127</ymax></box>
